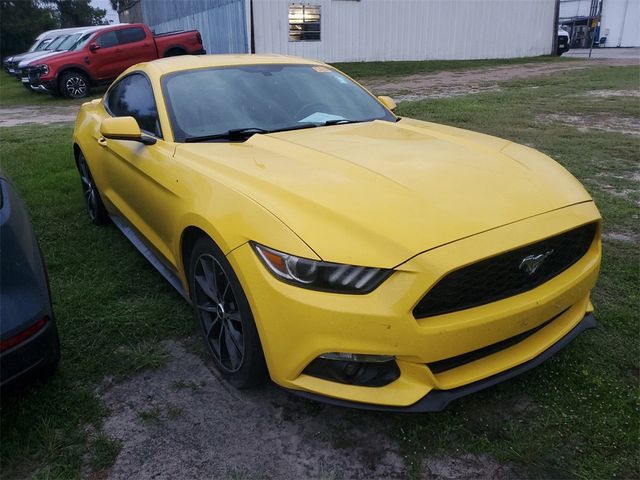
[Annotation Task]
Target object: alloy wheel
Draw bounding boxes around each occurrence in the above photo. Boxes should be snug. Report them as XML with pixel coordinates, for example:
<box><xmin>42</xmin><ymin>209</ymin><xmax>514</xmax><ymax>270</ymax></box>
<box><xmin>78</xmin><ymin>156</ymin><xmax>98</xmax><ymax>221</ymax></box>
<box><xmin>193</xmin><ymin>253</ymin><xmax>245</xmax><ymax>372</ymax></box>
<box><xmin>66</xmin><ymin>76</ymin><xmax>87</xmax><ymax>97</ymax></box>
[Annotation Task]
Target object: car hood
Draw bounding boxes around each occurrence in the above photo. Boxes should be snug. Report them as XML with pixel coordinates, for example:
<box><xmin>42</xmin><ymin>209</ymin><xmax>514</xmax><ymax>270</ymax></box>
<box><xmin>13</xmin><ymin>50</ymin><xmax>55</xmax><ymax>64</ymax></box>
<box><xmin>18</xmin><ymin>50</ymin><xmax>61</xmax><ymax>67</ymax></box>
<box><xmin>176</xmin><ymin>118</ymin><xmax>592</xmax><ymax>268</ymax></box>
<box><xmin>29</xmin><ymin>49</ymin><xmax>79</xmax><ymax>66</ymax></box>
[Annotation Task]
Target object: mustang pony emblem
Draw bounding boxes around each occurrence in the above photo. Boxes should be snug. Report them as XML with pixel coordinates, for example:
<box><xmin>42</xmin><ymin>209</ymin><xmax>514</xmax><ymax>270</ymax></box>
<box><xmin>519</xmin><ymin>250</ymin><xmax>554</xmax><ymax>275</ymax></box>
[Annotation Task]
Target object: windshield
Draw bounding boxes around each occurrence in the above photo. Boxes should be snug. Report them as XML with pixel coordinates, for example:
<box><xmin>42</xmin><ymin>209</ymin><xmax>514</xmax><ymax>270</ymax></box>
<box><xmin>69</xmin><ymin>32</ymin><xmax>96</xmax><ymax>51</ymax></box>
<box><xmin>44</xmin><ymin>35</ymin><xmax>69</xmax><ymax>51</ymax></box>
<box><xmin>34</xmin><ymin>39</ymin><xmax>52</xmax><ymax>51</ymax></box>
<box><xmin>27</xmin><ymin>40</ymin><xmax>41</xmax><ymax>52</ymax></box>
<box><xmin>56</xmin><ymin>32</ymin><xmax>83</xmax><ymax>51</ymax></box>
<box><xmin>162</xmin><ymin>64</ymin><xmax>396</xmax><ymax>142</ymax></box>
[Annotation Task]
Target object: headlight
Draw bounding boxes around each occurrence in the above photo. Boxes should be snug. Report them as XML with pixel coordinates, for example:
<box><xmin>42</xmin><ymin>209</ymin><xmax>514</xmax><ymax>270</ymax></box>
<box><xmin>34</xmin><ymin>64</ymin><xmax>48</xmax><ymax>75</ymax></box>
<box><xmin>252</xmin><ymin>243</ymin><xmax>391</xmax><ymax>294</ymax></box>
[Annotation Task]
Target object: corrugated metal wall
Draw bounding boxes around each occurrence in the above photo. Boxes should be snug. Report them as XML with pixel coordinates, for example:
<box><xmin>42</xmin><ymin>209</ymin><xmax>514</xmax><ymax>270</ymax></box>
<box><xmin>253</xmin><ymin>0</ymin><xmax>556</xmax><ymax>62</ymax></box>
<box><xmin>141</xmin><ymin>0</ymin><xmax>248</xmax><ymax>54</ymax></box>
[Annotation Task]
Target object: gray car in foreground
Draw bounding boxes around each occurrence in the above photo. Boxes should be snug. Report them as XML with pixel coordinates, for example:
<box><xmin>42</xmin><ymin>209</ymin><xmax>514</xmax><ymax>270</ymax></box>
<box><xmin>0</xmin><ymin>174</ymin><xmax>59</xmax><ymax>389</ymax></box>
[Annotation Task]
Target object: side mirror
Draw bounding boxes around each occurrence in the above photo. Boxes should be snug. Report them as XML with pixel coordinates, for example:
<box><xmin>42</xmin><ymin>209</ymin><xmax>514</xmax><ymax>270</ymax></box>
<box><xmin>377</xmin><ymin>95</ymin><xmax>397</xmax><ymax>111</ymax></box>
<box><xmin>100</xmin><ymin>117</ymin><xmax>156</xmax><ymax>145</ymax></box>
<box><xmin>89</xmin><ymin>43</ymin><xmax>101</xmax><ymax>52</ymax></box>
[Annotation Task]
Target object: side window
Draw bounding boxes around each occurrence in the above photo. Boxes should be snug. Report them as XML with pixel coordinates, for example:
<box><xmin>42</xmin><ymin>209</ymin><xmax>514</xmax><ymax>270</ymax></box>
<box><xmin>116</xmin><ymin>28</ymin><xmax>146</xmax><ymax>45</ymax></box>
<box><xmin>107</xmin><ymin>74</ymin><xmax>161</xmax><ymax>137</ymax></box>
<box><xmin>96</xmin><ymin>31</ymin><xmax>118</xmax><ymax>48</ymax></box>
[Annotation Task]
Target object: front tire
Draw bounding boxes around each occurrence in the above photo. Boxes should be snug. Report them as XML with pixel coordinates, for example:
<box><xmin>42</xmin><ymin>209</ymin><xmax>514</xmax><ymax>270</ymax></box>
<box><xmin>189</xmin><ymin>237</ymin><xmax>268</xmax><ymax>388</ymax></box>
<box><xmin>77</xmin><ymin>151</ymin><xmax>108</xmax><ymax>225</ymax></box>
<box><xmin>59</xmin><ymin>71</ymin><xmax>90</xmax><ymax>99</ymax></box>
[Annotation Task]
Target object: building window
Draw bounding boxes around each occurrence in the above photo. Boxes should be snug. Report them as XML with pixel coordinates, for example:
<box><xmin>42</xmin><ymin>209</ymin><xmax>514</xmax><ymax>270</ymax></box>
<box><xmin>289</xmin><ymin>4</ymin><xmax>321</xmax><ymax>42</ymax></box>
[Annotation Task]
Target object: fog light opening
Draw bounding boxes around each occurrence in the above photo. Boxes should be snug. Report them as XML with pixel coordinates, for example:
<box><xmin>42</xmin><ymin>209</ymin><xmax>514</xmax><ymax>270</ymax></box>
<box><xmin>303</xmin><ymin>352</ymin><xmax>400</xmax><ymax>387</ymax></box>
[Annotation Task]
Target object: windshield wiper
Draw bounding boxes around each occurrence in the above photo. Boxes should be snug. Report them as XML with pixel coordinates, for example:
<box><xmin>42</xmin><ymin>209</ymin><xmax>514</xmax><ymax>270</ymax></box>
<box><xmin>322</xmin><ymin>119</ymin><xmax>363</xmax><ymax>126</ymax></box>
<box><xmin>184</xmin><ymin>123</ymin><xmax>318</xmax><ymax>143</ymax></box>
<box><xmin>184</xmin><ymin>127</ymin><xmax>269</xmax><ymax>143</ymax></box>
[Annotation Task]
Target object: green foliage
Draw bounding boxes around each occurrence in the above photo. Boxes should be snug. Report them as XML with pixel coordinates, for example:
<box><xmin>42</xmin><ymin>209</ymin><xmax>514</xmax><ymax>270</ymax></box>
<box><xmin>0</xmin><ymin>0</ymin><xmax>106</xmax><ymax>58</ymax></box>
<box><xmin>45</xmin><ymin>0</ymin><xmax>107</xmax><ymax>28</ymax></box>
<box><xmin>0</xmin><ymin>1</ymin><xmax>57</xmax><ymax>57</ymax></box>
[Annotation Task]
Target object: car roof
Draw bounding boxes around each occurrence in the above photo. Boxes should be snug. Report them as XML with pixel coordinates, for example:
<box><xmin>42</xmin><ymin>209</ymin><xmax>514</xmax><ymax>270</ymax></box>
<box><xmin>146</xmin><ymin>54</ymin><xmax>325</xmax><ymax>75</ymax></box>
<box><xmin>36</xmin><ymin>24</ymin><xmax>125</xmax><ymax>41</ymax></box>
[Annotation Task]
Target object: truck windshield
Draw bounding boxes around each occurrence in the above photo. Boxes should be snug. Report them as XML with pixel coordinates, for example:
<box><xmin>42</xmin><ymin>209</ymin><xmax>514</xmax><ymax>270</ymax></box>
<box><xmin>70</xmin><ymin>32</ymin><xmax>96</xmax><ymax>51</ymax></box>
<box><xmin>34</xmin><ymin>39</ymin><xmax>52</xmax><ymax>51</ymax></box>
<box><xmin>27</xmin><ymin>40</ymin><xmax>42</xmax><ymax>52</ymax></box>
<box><xmin>56</xmin><ymin>33</ymin><xmax>83</xmax><ymax>51</ymax></box>
<box><xmin>44</xmin><ymin>35</ymin><xmax>69</xmax><ymax>51</ymax></box>
<box><xmin>163</xmin><ymin>64</ymin><xmax>396</xmax><ymax>142</ymax></box>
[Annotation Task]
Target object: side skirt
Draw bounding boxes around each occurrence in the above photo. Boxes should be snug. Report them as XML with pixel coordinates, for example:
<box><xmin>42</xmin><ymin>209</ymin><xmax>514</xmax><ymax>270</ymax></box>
<box><xmin>110</xmin><ymin>214</ymin><xmax>190</xmax><ymax>303</ymax></box>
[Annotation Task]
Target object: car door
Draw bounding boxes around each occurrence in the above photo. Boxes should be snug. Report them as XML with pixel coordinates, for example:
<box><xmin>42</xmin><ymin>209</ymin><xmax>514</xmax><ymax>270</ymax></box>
<box><xmin>90</xmin><ymin>30</ymin><xmax>123</xmax><ymax>80</ymax></box>
<box><xmin>113</xmin><ymin>27</ymin><xmax>157</xmax><ymax>74</ymax></box>
<box><xmin>98</xmin><ymin>73</ymin><xmax>182</xmax><ymax>270</ymax></box>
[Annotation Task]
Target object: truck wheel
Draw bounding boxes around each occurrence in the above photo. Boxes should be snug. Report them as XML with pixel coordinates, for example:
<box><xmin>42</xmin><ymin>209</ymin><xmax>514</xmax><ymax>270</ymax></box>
<box><xmin>59</xmin><ymin>71</ymin><xmax>90</xmax><ymax>99</ymax></box>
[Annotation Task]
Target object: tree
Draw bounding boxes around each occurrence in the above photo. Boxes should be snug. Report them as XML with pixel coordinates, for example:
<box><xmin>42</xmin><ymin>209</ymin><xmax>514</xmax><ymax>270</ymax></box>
<box><xmin>44</xmin><ymin>0</ymin><xmax>107</xmax><ymax>27</ymax></box>
<box><xmin>0</xmin><ymin>0</ymin><xmax>107</xmax><ymax>57</ymax></box>
<box><xmin>0</xmin><ymin>1</ymin><xmax>57</xmax><ymax>57</ymax></box>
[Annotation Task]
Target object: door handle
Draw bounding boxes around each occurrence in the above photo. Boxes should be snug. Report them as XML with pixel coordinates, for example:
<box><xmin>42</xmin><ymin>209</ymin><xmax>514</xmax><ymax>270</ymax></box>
<box><xmin>98</xmin><ymin>137</ymin><xmax>108</xmax><ymax>147</ymax></box>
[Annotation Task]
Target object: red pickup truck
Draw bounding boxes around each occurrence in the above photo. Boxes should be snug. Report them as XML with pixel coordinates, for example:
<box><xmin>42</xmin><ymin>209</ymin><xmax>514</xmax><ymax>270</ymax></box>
<box><xmin>25</xmin><ymin>23</ymin><xmax>204</xmax><ymax>98</ymax></box>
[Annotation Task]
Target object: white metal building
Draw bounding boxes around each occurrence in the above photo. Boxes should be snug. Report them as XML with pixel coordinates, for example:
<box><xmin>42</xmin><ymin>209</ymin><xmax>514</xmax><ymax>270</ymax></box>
<box><xmin>560</xmin><ymin>0</ymin><xmax>639</xmax><ymax>47</ymax></box>
<box><xmin>121</xmin><ymin>0</ymin><xmax>558</xmax><ymax>62</ymax></box>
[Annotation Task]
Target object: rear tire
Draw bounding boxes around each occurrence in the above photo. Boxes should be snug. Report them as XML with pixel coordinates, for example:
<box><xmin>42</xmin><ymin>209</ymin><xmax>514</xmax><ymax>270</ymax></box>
<box><xmin>189</xmin><ymin>237</ymin><xmax>268</xmax><ymax>388</ymax></box>
<box><xmin>59</xmin><ymin>71</ymin><xmax>90</xmax><ymax>99</ymax></box>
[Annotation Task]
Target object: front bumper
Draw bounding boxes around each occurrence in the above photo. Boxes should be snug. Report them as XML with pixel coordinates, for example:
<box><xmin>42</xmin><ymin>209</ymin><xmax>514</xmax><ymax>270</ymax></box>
<box><xmin>227</xmin><ymin>202</ymin><xmax>601</xmax><ymax>408</ymax></box>
<box><xmin>287</xmin><ymin>312</ymin><xmax>596</xmax><ymax>411</ymax></box>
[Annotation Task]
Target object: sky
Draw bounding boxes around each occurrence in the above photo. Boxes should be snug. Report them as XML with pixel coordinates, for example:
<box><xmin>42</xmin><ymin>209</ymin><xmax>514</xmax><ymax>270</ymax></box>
<box><xmin>91</xmin><ymin>0</ymin><xmax>120</xmax><ymax>24</ymax></box>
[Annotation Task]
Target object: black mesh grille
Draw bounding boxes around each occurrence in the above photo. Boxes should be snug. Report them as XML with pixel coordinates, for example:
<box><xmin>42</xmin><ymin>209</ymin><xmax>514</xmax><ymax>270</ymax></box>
<box><xmin>413</xmin><ymin>223</ymin><xmax>597</xmax><ymax>319</ymax></box>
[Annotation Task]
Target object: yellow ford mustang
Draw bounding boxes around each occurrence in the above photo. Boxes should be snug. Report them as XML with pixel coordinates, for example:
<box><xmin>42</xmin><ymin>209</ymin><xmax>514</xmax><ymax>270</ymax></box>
<box><xmin>72</xmin><ymin>55</ymin><xmax>601</xmax><ymax>411</ymax></box>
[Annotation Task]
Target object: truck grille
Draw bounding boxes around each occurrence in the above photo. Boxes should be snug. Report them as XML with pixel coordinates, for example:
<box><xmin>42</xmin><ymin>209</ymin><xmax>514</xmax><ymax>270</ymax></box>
<box><xmin>413</xmin><ymin>223</ymin><xmax>597</xmax><ymax>318</ymax></box>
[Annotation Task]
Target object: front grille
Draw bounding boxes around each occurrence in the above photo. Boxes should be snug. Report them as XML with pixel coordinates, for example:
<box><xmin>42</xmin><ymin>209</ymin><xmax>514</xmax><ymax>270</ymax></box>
<box><xmin>427</xmin><ymin>307</ymin><xmax>569</xmax><ymax>374</ymax></box>
<box><xmin>413</xmin><ymin>223</ymin><xmax>597</xmax><ymax>318</ymax></box>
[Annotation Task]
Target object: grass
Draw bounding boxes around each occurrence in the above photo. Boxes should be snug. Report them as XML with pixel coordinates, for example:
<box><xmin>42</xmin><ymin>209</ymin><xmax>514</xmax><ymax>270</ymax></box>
<box><xmin>392</xmin><ymin>65</ymin><xmax>640</xmax><ymax>479</ymax></box>
<box><xmin>0</xmin><ymin>61</ymin><xmax>638</xmax><ymax>479</ymax></box>
<box><xmin>333</xmin><ymin>55</ymin><xmax>576</xmax><ymax>79</ymax></box>
<box><xmin>0</xmin><ymin>71</ymin><xmax>104</xmax><ymax>107</ymax></box>
<box><xmin>0</xmin><ymin>124</ymin><xmax>193</xmax><ymax>478</ymax></box>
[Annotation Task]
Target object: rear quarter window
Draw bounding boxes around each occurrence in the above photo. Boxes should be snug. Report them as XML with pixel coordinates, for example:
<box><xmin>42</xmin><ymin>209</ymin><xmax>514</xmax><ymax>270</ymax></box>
<box><xmin>117</xmin><ymin>28</ymin><xmax>146</xmax><ymax>45</ymax></box>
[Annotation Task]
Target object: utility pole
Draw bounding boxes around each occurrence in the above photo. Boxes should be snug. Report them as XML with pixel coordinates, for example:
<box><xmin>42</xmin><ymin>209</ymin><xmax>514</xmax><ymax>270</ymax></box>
<box><xmin>588</xmin><ymin>0</ymin><xmax>602</xmax><ymax>58</ymax></box>
<box><xmin>552</xmin><ymin>0</ymin><xmax>560</xmax><ymax>55</ymax></box>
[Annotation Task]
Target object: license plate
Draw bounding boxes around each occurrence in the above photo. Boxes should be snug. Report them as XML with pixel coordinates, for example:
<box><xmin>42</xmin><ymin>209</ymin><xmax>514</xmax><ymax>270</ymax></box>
<box><xmin>21</xmin><ymin>77</ymin><xmax>29</xmax><ymax>83</ymax></box>
<box><xmin>8</xmin><ymin>68</ymin><xmax>15</xmax><ymax>73</ymax></box>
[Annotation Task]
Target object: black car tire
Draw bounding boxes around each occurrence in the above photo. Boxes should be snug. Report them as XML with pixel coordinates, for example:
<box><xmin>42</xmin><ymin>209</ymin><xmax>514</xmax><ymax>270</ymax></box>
<box><xmin>189</xmin><ymin>236</ymin><xmax>268</xmax><ymax>389</ymax></box>
<box><xmin>59</xmin><ymin>71</ymin><xmax>90</xmax><ymax>99</ymax></box>
<box><xmin>77</xmin><ymin>151</ymin><xmax>108</xmax><ymax>225</ymax></box>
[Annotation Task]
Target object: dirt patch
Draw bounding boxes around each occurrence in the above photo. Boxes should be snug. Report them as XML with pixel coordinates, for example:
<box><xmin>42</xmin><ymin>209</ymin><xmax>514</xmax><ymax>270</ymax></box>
<box><xmin>97</xmin><ymin>339</ymin><xmax>408</xmax><ymax>479</ymax></box>
<box><xmin>0</xmin><ymin>105</ymin><xmax>79</xmax><ymax>127</ymax></box>
<box><xmin>583</xmin><ymin>89</ymin><xmax>640</xmax><ymax>99</ymax></box>
<box><xmin>423</xmin><ymin>454</ymin><xmax>516</xmax><ymax>480</ymax></box>
<box><xmin>361</xmin><ymin>58</ymin><xmax>639</xmax><ymax>101</ymax></box>
<box><xmin>602</xmin><ymin>231</ymin><xmax>637</xmax><ymax>243</ymax></box>
<box><xmin>535</xmin><ymin>113</ymin><xmax>640</xmax><ymax>136</ymax></box>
